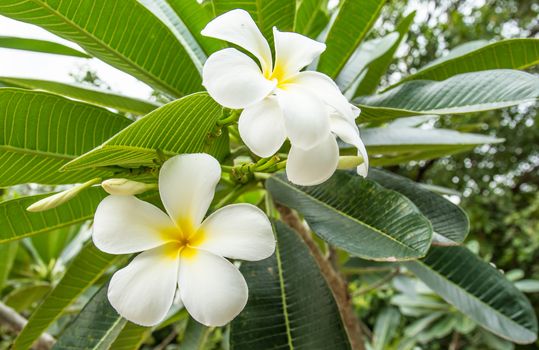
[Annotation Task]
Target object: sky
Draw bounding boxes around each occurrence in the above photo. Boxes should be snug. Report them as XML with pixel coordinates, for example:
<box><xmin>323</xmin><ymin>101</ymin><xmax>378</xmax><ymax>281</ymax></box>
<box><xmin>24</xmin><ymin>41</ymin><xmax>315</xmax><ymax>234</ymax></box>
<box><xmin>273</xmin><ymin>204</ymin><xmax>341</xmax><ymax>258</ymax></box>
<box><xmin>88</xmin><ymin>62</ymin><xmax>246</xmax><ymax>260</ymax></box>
<box><xmin>0</xmin><ymin>15</ymin><xmax>153</xmax><ymax>99</ymax></box>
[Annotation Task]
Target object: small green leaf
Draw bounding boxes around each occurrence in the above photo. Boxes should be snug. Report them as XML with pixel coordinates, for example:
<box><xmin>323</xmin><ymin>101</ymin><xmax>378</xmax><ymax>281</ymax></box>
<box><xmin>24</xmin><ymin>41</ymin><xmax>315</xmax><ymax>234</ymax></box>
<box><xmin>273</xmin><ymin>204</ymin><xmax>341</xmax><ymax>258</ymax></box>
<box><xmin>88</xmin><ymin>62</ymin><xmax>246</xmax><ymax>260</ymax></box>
<box><xmin>266</xmin><ymin>172</ymin><xmax>433</xmax><ymax>261</ymax></box>
<box><xmin>0</xmin><ymin>36</ymin><xmax>90</xmax><ymax>58</ymax></box>
<box><xmin>367</xmin><ymin>169</ymin><xmax>469</xmax><ymax>244</ymax></box>
<box><xmin>317</xmin><ymin>0</ymin><xmax>386</xmax><ymax>78</ymax></box>
<box><xmin>5</xmin><ymin>283</ymin><xmax>51</xmax><ymax>312</ymax></box>
<box><xmin>294</xmin><ymin>0</ymin><xmax>328</xmax><ymax>36</ymax></box>
<box><xmin>355</xmin><ymin>70</ymin><xmax>539</xmax><ymax>122</ymax></box>
<box><xmin>14</xmin><ymin>242</ymin><xmax>118</xmax><ymax>350</ymax></box>
<box><xmin>109</xmin><ymin>322</ymin><xmax>150</xmax><ymax>350</ymax></box>
<box><xmin>63</xmin><ymin>93</ymin><xmax>229</xmax><ymax>171</ymax></box>
<box><xmin>0</xmin><ymin>242</ymin><xmax>17</xmax><ymax>290</ymax></box>
<box><xmin>52</xmin><ymin>284</ymin><xmax>126</xmax><ymax>350</ymax></box>
<box><xmin>181</xmin><ymin>318</ymin><xmax>210</xmax><ymax>350</ymax></box>
<box><xmin>405</xmin><ymin>246</ymin><xmax>538</xmax><ymax>344</ymax></box>
<box><xmin>0</xmin><ymin>77</ymin><xmax>159</xmax><ymax>115</ymax></box>
<box><xmin>230</xmin><ymin>221</ymin><xmax>351</xmax><ymax>349</ymax></box>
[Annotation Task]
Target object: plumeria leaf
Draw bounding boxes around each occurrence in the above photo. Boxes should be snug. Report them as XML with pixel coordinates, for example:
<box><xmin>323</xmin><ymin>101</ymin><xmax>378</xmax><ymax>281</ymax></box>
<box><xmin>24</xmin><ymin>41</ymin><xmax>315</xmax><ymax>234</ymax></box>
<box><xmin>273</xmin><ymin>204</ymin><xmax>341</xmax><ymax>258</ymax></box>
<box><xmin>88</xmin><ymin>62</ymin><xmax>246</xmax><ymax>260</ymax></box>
<box><xmin>266</xmin><ymin>171</ymin><xmax>433</xmax><ymax>261</ymax></box>
<box><xmin>13</xmin><ymin>242</ymin><xmax>119</xmax><ymax>350</ymax></box>
<box><xmin>0</xmin><ymin>242</ymin><xmax>17</xmax><ymax>290</ymax></box>
<box><xmin>0</xmin><ymin>35</ymin><xmax>90</xmax><ymax>58</ymax></box>
<box><xmin>230</xmin><ymin>221</ymin><xmax>351</xmax><ymax>349</ymax></box>
<box><xmin>213</xmin><ymin>0</ymin><xmax>296</xmax><ymax>40</ymax></box>
<box><xmin>51</xmin><ymin>284</ymin><xmax>127</xmax><ymax>350</ymax></box>
<box><xmin>355</xmin><ymin>70</ymin><xmax>539</xmax><ymax>122</ymax></box>
<box><xmin>0</xmin><ymin>0</ymin><xmax>201</xmax><ymax>97</ymax></box>
<box><xmin>404</xmin><ymin>246</ymin><xmax>538</xmax><ymax>344</ymax></box>
<box><xmin>392</xmin><ymin>38</ymin><xmax>539</xmax><ymax>87</ymax></box>
<box><xmin>108</xmin><ymin>322</ymin><xmax>150</xmax><ymax>350</ymax></box>
<box><xmin>294</xmin><ymin>0</ymin><xmax>329</xmax><ymax>36</ymax></box>
<box><xmin>367</xmin><ymin>169</ymin><xmax>469</xmax><ymax>245</ymax></box>
<box><xmin>353</xmin><ymin>11</ymin><xmax>415</xmax><ymax>97</ymax></box>
<box><xmin>181</xmin><ymin>318</ymin><xmax>210</xmax><ymax>349</ymax></box>
<box><xmin>0</xmin><ymin>77</ymin><xmax>160</xmax><ymax>115</ymax></box>
<box><xmin>5</xmin><ymin>283</ymin><xmax>51</xmax><ymax>312</ymax></box>
<box><xmin>0</xmin><ymin>88</ymin><xmax>131</xmax><ymax>186</ymax></box>
<box><xmin>0</xmin><ymin>188</ymin><xmax>106</xmax><ymax>243</ymax></box>
<box><xmin>317</xmin><ymin>0</ymin><xmax>386</xmax><ymax>78</ymax></box>
<box><xmin>63</xmin><ymin>93</ymin><xmax>229</xmax><ymax>171</ymax></box>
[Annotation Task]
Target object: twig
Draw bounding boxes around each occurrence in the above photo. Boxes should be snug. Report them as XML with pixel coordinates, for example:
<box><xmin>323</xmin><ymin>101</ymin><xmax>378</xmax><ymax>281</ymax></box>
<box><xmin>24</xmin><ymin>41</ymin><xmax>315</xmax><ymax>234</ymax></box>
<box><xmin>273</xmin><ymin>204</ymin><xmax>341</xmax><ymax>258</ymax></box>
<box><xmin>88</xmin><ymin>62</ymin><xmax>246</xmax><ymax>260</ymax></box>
<box><xmin>353</xmin><ymin>269</ymin><xmax>399</xmax><ymax>296</ymax></box>
<box><xmin>154</xmin><ymin>329</ymin><xmax>178</xmax><ymax>350</ymax></box>
<box><xmin>276</xmin><ymin>205</ymin><xmax>366</xmax><ymax>350</ymax></box>
<box><xmin>449</xmin><ymin>331</ymin><xmax>460</xmax><ymax>350</ymax></box>
<box><xmin>0</xmin><ymin>301</ymin><xmax>55</xmax><ymax>350</ymax></box>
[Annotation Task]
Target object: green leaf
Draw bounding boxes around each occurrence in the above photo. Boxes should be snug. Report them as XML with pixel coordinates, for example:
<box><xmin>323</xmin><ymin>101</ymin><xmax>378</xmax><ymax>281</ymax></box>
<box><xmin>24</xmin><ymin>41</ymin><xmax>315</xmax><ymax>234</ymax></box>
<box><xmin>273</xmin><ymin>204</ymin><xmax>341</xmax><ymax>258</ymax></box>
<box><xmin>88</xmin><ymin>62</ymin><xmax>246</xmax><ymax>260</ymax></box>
<box><xmin>63</xmin><ymin>92</ymin><xmax>229</xmax><ymax>171</ymax></box>
<box><xmin>0</xmin><ymin>77</ymin><xmax>159</xmax><ymax>115</ymax></box>
<box><xmin>0</xmin><ymin>88</ymin><xmax>131</xmax><ymax>186</ymax></box>
<box><xmin>337</xmin><ymin>32</ymin><xmax>400</xmax><ymax>92</ymax></box>
<box><xmin>0</xmin><ymin>36</ymin><xmax>90</xmax><ymax>58</ymax></box>
<box><xmin>14</xmin><ymin>242</ymin><xmax>118</xmax><ymax>350</ymax></box>
<box><xmin>353</xmin><ymin>12</ymin><xmax>415</xmax><ymax>97</ymax></box>
<box><xmin>357</xmin><ymin>126</ymin><xmax>503</xmax><ymax>155</ymax></box>
<box><xmin>213</xmin><ymin>0</ymin><xmax>296</xmax><ymax>40</ymax></box>
<box><xmin>372</xmin><ymin>307</ymin><xmax>400</xmax><ymax>350</ymax></box>
<box><xmin>5</xmin><ymin>283</ymin><xmax>51</xmax><ymax>312</ymax></box>
<box><xmin>160</xmin><ymin>0</ymin><xmax>225</xmax><ymax>55</ymax></box>
<box><xmin>0</xmin><ymin>188</ymin><xmax>106</xmax><ymax>243</ymax></box>
<box><xmin>52</xmin><ymin>284</ymin><xmax>126</xmax><ymax>350</ymax></box>
<box><xmin>0</xmin><ymin>242</ymin><xmax>17</xmax><ymax>290</ymax></box>
<box><xmin>405</xmin><ymin>246</ymin><xmax>538</xmax><ymax>344</ymax></box>
<box><xmin>181</xmin><ymin>318</ymin><xmax>210</xmax><ymax>350</ymax></box>
<box><xmin>266</xmin><ymin>171</ymin><xmax>433</xmax><ymax>261</ymax></box>
<box><xmin>367</xmin><ymin>169</ymin><xmax>469</xmax><ymax>245</ymax></box>
<box><xmin>30</xmin><ymin>225</ymin><xmax>80</xmax><ymax>263</ymax></box>
<box><xmin>515</xmin><ymin>280</ymin><xmax>539</xmax><ymax>293</ymax></box>
<box><xmin>355</xmin><ymin>70</ymin><xmax>539</xmax><ymax>122</ymax></box>
<box><xmin>0</xmin><ymin>0</ymin><xmax>201</xmax><ymax>97</ymax></box>
<box><xmin>394</xmin><ymin>38</ymin><xmax>539</xmax><ymax>86</ymax></box>
<box><xmin>317</xmin><ymin>0</ymin><xmax>385</xmax><ymax>78</ymax></box>
<box><xmin>230</xmin><ymin>221</ymin><xmax>351</xmax><ymax>349</ymax></box>
<box><xmin>294</xmin><ymin>0</ymin><xmax>328</xmax><ymax>36</ymax></box>
<box><xmin>108</xmin><ymin>322</ymin><xmax>150</xmax><ymax>350</ymax></box>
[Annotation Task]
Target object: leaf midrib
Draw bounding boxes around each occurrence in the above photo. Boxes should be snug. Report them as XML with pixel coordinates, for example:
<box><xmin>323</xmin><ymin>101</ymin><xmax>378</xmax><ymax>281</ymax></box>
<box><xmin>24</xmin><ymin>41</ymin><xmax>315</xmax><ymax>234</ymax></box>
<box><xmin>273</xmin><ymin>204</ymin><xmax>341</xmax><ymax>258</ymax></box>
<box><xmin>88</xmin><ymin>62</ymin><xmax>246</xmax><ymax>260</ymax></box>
<box><xmin>30</xmin><ymin>0</ymin><xmax>184</xmax><ymax>96</ymax></box>
<box><xmin>275</xmin><ymin>237</ymin><xmax>295</xmax><ymax>350</ymax></box>
<box><xmin>0</xmin><ymin>145</ymin><xmax>76</xmax><ymax>161</ymax></box>
<box><xmin>271</xmin><ymin>176</ymin><xmax>427</xmax><ymax>256</ymax></box>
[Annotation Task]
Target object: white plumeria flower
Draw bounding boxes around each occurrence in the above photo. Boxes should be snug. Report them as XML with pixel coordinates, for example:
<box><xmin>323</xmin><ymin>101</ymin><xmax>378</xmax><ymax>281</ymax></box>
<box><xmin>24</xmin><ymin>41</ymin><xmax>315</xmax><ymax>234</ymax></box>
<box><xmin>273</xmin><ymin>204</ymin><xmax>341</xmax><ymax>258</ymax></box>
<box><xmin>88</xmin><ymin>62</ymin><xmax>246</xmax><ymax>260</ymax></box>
<box><xmin>92</xmin><ymin>153</ymin><xmax>275</xmax><ymax>327</ymax></box>
<box><xmin>201</xmin><ymin>9</ymin><xmax>368</xmax><ymax>185</ymax></box>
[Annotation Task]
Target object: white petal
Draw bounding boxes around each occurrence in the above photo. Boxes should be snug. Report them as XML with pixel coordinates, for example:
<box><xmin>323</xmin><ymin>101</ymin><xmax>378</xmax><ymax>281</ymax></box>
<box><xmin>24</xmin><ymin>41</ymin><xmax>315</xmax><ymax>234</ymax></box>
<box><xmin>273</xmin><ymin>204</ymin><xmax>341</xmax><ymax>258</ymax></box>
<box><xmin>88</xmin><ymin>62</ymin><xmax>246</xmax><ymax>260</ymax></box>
<box><xmin>286</xmin><ymin>133</ymin><xmax>339</xmax><ymax>186</ymax></box>
<box><xmin>201</xmin><ymin>9</ymin><xmax>272</xmax><ymax>73</ymax></box>
<box><xmin>196</xmin><ymin>204</ymin><xmax>275</xmax><ymax>261</ymax></box>
<box><xmin>273</xmin><ymin>28</ymin><xmax>326</xmax><ymax>80</ymax></box>
<box><xmin>108</xmin><ymin>244</ymin><xmax>180</xmax><ymax>326</ymax></box>
<box><xmin>291</xmin><ymin>71</ymin><xmax>354</xmax><ymax>120</ymax></box>
<box><xmin>330</xmin><ymin>115</ymin><xmax>369</xmax><ymax>177</ymax></box>
<box><xmin>238</xmin><ymin>97</ymin><xmax>286</xmax><ymax>157</ymax></box>
<box><xmin>277</xmin><ymin>86</ymin><xmax>330</xmax><ymax>150</ymax></box>
<box><xmin>179</xmin><ymin>250</ymin><xmax>248</xmax><ymax>326</ymax></box>
<box><xmin>93</xmin><ymin>196</ymin><xmax>175</xmax><ymax>254</ymax></box>
<box><xmin>159</xmin><ymin>154</ymin><xmax>221</xmax><ymax>232</ymax></box>
<box><xmin>203</xmin><ymin>48</ymin><xmax>276</xmax><ymax>109</ymax></box>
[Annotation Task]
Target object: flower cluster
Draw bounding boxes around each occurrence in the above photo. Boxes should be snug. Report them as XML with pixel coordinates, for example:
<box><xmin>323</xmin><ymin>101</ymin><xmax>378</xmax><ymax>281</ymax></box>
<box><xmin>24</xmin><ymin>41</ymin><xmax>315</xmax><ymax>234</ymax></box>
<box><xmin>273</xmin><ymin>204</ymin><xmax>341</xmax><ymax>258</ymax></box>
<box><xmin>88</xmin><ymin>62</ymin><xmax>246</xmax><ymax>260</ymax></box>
<box><xmin>202</xmin><ymin>9</ymin><xmax>368</xmax><ymax>185</ymax></box>
<box><xmin>93</xmin><ymin>9</ymin><xmax>369</xmax><ymax>328</ymax></box>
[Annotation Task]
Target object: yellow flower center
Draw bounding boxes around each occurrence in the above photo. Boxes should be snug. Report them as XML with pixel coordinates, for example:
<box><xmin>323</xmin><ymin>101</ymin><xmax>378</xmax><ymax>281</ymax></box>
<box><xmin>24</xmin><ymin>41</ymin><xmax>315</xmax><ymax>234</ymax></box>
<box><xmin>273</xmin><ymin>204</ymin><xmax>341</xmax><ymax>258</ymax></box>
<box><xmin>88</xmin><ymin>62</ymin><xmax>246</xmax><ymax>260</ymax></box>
<box><xmin>161</xmin><ymin>224</ymin><xmax>205</xmax><ymax>260</ymax></box>
<box><xmin>264</xmin><ymin>63</ymin><xmax>293</xmax><ymax>90</ymax></box>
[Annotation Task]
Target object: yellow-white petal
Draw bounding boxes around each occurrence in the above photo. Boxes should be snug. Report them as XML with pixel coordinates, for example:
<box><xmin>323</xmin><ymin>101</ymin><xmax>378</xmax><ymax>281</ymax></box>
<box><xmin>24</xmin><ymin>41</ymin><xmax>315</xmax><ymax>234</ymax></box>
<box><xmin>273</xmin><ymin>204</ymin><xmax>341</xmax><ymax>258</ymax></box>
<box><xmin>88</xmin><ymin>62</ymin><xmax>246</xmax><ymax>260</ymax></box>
<box><xmin>238</xmin><ymin>97</ymin><xmax>286</xmax><ymax>157</ymax></box>
<box><xmin>273</xmin><ymin>28</ymin><xmax>326</xmax><ymax>80</ymax></box>
<box><xmin>277</xmin><ymin>86</ymin><xmax>330</xmax><ymax>150</ymax></box>
<box><xmin>178</xmin><ymin>250</ymin><xmax>248</xmax><ymax>326</ymax></box>
<box><xmin>159</xmin><ymin>154</ymin><xmax>221</xmax><ymax>232</ymax></box>
<box><xmin>108</xmin><ymin>244</ymin><xmax>180</xmax><ymax>326</ymax></box>
<box><xmin>286</xmin><ymin>133</ymin><xmax>339</xmax><ymax>186</ymax></box>
<box><xmin>330</xmin><ymin>115</ymin><xmax>369</xmax><ymax>177</ymax></box>
<box><xmin>196</xmin><ymin>204</ymin><xmax>275</xmax><ymax>261</ymax></box>
<box><xmin>291</xmin><ymin>71</ymin><xmax>354</xmax><ymax>120</ymax></box>
<box><xmin>93</xmin><ymin>196</ymin><xmax>175</xmax><ymax>254</ymax></box>
<box><xmin>203</xmin><ymin>48</ymin><xmax>276</xmax><ymax>109</ymax></box>
<box><xmin>201</xmin><ymin>9</ymin><xmax>272</xmax><ymax>73</ymax></box>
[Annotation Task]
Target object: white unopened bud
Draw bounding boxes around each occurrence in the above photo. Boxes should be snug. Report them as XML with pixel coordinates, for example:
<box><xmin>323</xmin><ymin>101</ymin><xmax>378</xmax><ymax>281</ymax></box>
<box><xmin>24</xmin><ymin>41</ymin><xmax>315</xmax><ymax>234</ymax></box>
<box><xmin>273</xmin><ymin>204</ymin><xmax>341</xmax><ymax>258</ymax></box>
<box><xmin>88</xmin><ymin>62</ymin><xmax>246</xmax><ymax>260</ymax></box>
<box><xmin>101</xmin><ymin>178</ymin><xmax>156</xmax><ymax>195</ymax></box>
<box><xmin>27</xmin><ymin>178</ymin><xmax>101</xmax><ymax>212</ymax></box>
<box><xmin>337</xmin><ymin>155</ymin><xmax>364</xmax><ymax>170</ymax></box>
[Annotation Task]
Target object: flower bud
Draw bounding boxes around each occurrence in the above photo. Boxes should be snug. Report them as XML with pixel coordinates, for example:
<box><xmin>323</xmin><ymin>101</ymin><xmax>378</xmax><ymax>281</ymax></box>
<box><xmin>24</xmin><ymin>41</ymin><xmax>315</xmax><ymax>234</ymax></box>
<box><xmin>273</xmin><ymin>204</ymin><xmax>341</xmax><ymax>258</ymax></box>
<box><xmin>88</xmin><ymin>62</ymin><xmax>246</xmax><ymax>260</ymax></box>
<box><xmin>101</xmin><ymin>178</ymin><xmax>156</xmax><ymax>195</ymax></box>
<box><xmin>27</xmin><ymin>178</ymin><xmax>101</xmax><ymax>212</ymax></box>
<box><xmin>337</xmin><ymin>155</ymin><xmax>364</xmax><ymax>170</ymax></box>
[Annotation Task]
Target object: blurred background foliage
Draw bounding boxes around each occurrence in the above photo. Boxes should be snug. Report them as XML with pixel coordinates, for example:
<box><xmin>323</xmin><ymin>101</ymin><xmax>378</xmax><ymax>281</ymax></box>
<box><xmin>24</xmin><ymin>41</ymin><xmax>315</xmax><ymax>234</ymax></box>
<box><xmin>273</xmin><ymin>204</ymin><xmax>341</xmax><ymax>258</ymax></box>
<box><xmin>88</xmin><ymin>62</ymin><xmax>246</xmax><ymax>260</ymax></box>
<box><xmin>1</xmin><ymin>0</ymin><xmax>538</xmax><ymax>349</ymax></box>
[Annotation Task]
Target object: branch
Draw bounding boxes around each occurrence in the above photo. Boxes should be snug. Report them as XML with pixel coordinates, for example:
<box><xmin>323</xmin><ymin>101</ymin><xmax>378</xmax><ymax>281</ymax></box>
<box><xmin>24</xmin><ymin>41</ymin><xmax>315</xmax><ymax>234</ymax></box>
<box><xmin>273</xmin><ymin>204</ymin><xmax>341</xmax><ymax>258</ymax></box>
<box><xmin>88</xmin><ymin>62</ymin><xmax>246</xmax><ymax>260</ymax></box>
<box><xmin>0</xmin><ymin>301</ymin><xmax>55</xmax><ymax>350</ymax></box>
<box><xmin>276</xmin><ymin>205</ymin><xmax>366</xmax><ymax>350</ymax></box>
